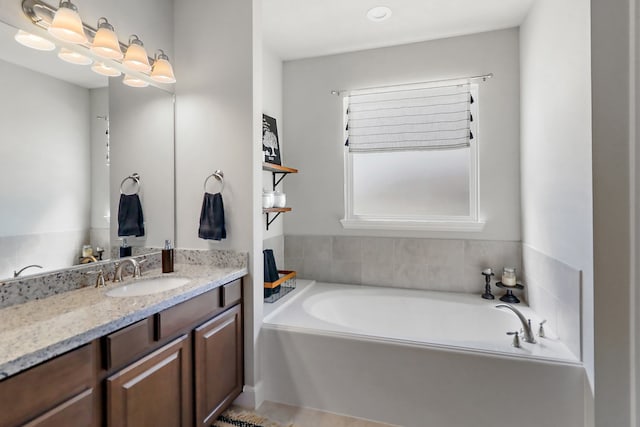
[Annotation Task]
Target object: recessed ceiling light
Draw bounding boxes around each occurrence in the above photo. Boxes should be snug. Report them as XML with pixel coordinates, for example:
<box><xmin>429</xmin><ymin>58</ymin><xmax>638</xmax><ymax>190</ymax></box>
<box><xmin>367</xmin><ymin>6</ymin><xmax>392</xmax><ymax>22</ymax></box>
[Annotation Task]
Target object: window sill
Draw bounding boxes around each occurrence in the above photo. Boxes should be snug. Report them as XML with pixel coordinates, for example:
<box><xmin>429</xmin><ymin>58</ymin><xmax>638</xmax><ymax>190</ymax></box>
<box><xmin>340</xmin><ymin>218</ymin><xmax>486</xmax><ymax>232</ymax></box>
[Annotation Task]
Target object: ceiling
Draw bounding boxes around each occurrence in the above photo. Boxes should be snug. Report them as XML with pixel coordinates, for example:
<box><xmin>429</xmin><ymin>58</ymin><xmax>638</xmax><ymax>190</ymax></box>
<box><xmin>262</xmin><ymin>0</ymin><xmax>535</xmax><ymax>61</ymax></box>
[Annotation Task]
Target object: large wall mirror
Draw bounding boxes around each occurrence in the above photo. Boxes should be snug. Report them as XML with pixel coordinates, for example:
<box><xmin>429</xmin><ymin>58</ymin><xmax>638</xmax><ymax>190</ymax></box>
<box><xmin>0</xmin><ymin>18</ymin><xmax>175</xmax><ymax>280</ymax></box>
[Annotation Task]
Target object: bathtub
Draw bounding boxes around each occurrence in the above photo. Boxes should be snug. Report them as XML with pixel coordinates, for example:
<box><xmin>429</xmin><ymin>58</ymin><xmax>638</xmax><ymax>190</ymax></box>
<box><xmin>261</xmin><ymin>281</ymin><xmax>586</xmax><ymax>427</ymax></box>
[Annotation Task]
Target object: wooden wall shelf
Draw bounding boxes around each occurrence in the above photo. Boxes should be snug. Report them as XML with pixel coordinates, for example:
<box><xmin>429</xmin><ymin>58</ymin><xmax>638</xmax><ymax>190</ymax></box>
<box><xmin>262</xmin><ymin>163</ymin><xmax>298</xmax><ymax>230</ymax></box>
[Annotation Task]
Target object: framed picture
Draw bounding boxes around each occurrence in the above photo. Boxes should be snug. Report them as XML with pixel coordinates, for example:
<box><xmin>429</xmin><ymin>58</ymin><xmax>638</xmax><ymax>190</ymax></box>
<box><xmin>262</xmin><ymin>114</ymin><xmax>281</xmax><ymax>165</ymax></box>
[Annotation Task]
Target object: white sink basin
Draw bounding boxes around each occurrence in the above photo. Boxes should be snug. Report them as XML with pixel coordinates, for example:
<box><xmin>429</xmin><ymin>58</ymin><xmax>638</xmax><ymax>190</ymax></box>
<box><xmin>106</xmin><ymin>276</ymin><xmax>191</xmax><ymax>297</ymax></box>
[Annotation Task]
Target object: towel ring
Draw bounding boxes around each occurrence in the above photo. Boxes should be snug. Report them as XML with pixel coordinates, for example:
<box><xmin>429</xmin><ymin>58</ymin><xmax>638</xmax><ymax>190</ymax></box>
<box><xmin>204</xmin><ymin>170</ymin><xmax>224</xmax><ymax>193</ymax></box>
<box><xmin>120</xmin><ymin>173</ymin><xmax>141</xmax><ymax>195</ymax></box>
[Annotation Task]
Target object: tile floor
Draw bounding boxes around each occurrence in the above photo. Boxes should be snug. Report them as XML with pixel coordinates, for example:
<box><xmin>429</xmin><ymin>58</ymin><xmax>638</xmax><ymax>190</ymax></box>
<box><xmin>244</xmin><ymin>401</ymin><xmax>398</xmax><ymax>427</ymax></box>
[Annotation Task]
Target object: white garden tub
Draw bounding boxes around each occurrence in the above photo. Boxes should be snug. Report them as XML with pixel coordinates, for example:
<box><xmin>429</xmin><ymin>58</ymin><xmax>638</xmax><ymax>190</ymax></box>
<box><xmin>262</xmin><ymin>282</ymin><xmax>586</xmax><ymax>427</ymax></box>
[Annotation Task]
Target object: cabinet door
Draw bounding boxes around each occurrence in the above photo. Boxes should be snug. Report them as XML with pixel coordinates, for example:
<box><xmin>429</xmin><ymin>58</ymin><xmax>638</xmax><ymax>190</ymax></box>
<box><xmin>23</xmin><ymin>388</ymin><xmax>93</xmax><ymax>427</ymax></box>
<box><xmin>194</xmin><ymin>304</ymin><xmax>243</xmax><ymax>427</ymax></box>
<box><xmin>106</xmin><ymin>334</ymin><xmax>191</xmax><ymax>427</ymax></box>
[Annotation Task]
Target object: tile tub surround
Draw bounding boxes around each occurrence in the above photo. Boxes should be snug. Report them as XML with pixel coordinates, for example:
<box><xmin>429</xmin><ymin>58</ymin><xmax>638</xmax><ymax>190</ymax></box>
<box><xmin>522</xmin><ymin>244</ymin><xmax>582</xmax><ymax>359</ymax></box>
<box><xmin>0</xmin><ymin>261</ymin><xmax>248</xmax><ymax>379</ymax></box>
<box><xmin>284</xmin><ymin>235</ymin><xmax>523</xmax><ymax>295</ymax></box>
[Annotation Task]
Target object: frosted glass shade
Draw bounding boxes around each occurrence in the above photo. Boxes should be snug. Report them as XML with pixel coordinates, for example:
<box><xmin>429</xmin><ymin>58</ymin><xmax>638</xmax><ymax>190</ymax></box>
<box><xmin>58</xmin><ymin>47</ymin><xmax>92</xmax><ymax>65</ymax></box>
<box><xmin>123</xmin><ymin>74</ymin><xmax>149</xmax><ymax>88</ymax></box>
<box><xmin>92</xmin><ymin>62</ymin><xmax>121</xmax><ymax>77</ymax></box>
<box><xmin>14</xmin><ymin>30</ymin><xmax>55</xmax><ymax>51</ymax></box>
<box><xmin>48</xmin><ymin>3</ymin><xmax>87</xmax><ymax>44</ymax></box>
<box><xmin>91</xmin><ymin>24</ymin><xmax>123</xmax><ymax>60</ymax></box>
<box><xmin>151</xmin><ymin>58</ymin><xmax>176</xmax><ymax>83</ymax></box>
<box><xmin>123</xmin><ymin>41</ymin><xmax>151</xmax><ymax>72</ymax></box>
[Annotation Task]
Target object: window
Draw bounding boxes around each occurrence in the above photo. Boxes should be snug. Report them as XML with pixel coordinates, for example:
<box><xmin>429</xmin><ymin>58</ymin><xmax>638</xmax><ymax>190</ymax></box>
<box><xmin>341</xmin><ymin>80</ymin><xmax>483</xmax><ymax>231</ymax></box>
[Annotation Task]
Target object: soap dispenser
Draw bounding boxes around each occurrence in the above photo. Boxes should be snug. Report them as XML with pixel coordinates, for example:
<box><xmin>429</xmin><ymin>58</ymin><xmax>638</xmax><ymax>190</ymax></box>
<box><xmin>162</xmin><ymin>239</ymin><xmax>174</xmax><ymax>273</ymax></box>
<box><xmin>119</xmin><ymin>238</ymin><xmax>132</xmax><ymax>258</ymax></box>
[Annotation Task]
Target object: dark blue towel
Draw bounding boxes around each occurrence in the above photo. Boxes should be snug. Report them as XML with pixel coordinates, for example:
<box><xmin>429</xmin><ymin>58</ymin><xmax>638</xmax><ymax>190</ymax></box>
<box><xmin>263</xmin><ymin>249</ymin><xmax>279</xmax><ymax>282</ymax></box>
<box><xmin>117</xmin><ymin>194</ymin><xmax>145</xmax><ymax>237</ymax></box>
<box><xmin>198</xmin><ymin>192</ymin><xmax>226</xmax><ymax>241</ymax></box>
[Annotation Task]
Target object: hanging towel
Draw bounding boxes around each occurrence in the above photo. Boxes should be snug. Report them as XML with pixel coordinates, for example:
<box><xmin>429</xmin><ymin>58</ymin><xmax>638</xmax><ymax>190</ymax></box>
<box><xmin>198</xmin><ymin>192</ymin><xmax>227</xmax><ymax>241</ymax></box>
<box><xmin>263</xmin><ymin>249</ymin><xmax>280</xmax><ymax>283</ymax></box>
<box><xmin>117</xmin><ymin>194</ymin><xmax>145</xmax><ymax>237</ymax></box>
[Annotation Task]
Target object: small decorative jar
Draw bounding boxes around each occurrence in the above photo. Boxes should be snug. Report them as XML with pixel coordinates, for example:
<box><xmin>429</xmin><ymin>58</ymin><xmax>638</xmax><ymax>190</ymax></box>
<box><xmin>273</xmin><ymin>191</ymin><xmax>286</xmax><ymax>208</ymax></box>
<box><xmin>501</xmin><ymin>267</ymin><xmax>517</xmax><ymax>287</ymax></box>
<box><xmin>262</xmin><ymin>190</ymin><xmax>275</xmax><ymax>208</ymax></box>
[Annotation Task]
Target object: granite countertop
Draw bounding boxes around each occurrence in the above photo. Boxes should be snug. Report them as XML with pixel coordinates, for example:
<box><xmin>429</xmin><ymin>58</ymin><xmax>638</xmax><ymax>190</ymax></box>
<box><xmin>0</xmin><ymin>263</ymin><xmax>247</xmax><ymax>379</ymax></box>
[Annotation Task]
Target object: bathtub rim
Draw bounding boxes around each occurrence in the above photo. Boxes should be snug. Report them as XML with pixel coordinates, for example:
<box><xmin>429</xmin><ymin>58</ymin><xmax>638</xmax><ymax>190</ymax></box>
<box><xmin>263</xmin><ymin>281</ymin><xmax>582</xmax><ymax>367</ymax></box>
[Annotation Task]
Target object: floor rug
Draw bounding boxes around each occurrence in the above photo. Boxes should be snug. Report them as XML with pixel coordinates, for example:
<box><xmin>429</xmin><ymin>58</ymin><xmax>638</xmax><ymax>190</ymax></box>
<box><xmin>213</xmin><ymin>409</ymin><xmax>291</xmax><ymax>427</ymax></box>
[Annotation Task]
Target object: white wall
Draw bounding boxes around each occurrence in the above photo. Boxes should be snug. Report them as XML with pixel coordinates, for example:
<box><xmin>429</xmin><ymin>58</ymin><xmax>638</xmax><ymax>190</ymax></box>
<box><xmin>591</xmin><ymin>0</ymin><xmax>633</xmax><ymax>426</ymax></box>
<box><xmin>519</xmin><ymin>0</ymin><xmax>594</xmax><ymax>403</ymax></box>
<box><xmin>262</xmin><ymin>47</ymin><xmax>285</xmax><ymax>268</ymax></box>
<box><xmin>0</xmin><ymin>58</ymin><xmax>91</xmax><ymax>278</ymax></box>
<box><xmin>174</xmin><ymin>0</ymin><xmax>263</xmax><ymax>405</ymax></box>
<box><xmin>283</xmin><ymin>28</ymin><xmax>521</xmax><ymax>241</ymax></box>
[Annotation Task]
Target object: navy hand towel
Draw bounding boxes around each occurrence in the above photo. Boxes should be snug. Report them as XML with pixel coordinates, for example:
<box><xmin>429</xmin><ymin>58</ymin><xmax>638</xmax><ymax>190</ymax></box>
<box><xmin>198</xmin><ymin>192</ymin><xmax>227</xmax><ymax>241</ymax></box>
<box><xmin>117</xmin><ymin>194</ymin><xmax>145</xmax><ymax>237</ymax></box>
<box><xmin>263</xmin><ymin>249</ymin><xmax>280</xmax><ymax>282</ymax></box>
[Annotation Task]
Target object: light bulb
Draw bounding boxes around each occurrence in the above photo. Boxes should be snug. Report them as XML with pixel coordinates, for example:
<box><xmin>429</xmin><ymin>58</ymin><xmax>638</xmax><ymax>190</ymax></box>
<box><xmin>92</xmin><ymin>62</ymin><xmax>122</xmax><ymax>77</ymax></box>
<box><xmin>150</xmin><ymin>50</ymin><xmax>176</xmax><ymax>83</ymax></box>
<box><xmin>48</xmin><ymin>1</ymin><xmax>87</xmax><ymax>44</ymax></box>
<box><xmin>14</xmin><ymin>30</ymin><xmax>56</xmax><ymax>51</ymax></box>
<box><xmin>123</xmin><ymin>35</ymin><xmax>151</xmax><ymax>72</ymax></box>
<box><xmin>123</xmin><ymin>74</ymin><xmax>149</xmax><ymax>88</ymax></box>
<box><xmin>90</xmin><ymin>18</ymin><xmax>123</xmax><ymax>60</ymax></box>
<box><xmin>58</xmin><ymin>47</ymin><xmax>92</xmax><ymax>65</ymax></box>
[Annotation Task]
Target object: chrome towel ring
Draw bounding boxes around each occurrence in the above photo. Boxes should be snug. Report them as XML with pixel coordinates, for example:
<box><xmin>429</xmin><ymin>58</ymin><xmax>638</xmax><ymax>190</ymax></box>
<box><xmin>204</xmin><ymin>170</ymin><xmax>224</xmax><ymax>193</ymax></box>
<box><xmin>120</xmin><ymin>173</ymin><xmax>141</xmax><ymax>195</ymax></box>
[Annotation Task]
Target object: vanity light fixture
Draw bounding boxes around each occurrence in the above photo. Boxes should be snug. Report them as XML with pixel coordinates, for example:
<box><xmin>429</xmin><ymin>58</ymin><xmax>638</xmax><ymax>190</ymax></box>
<box><xmin>14</xmin><ymin>29</ymin><xmax>55</xmax><ymax>51</ymax></box>
<box><xmin>366</xmin><ymin>6</ymin><xmax>392</xmax><ymax>22</ymax></box>
<box><xmin>123</xmin><ymin>74</ymin><xmax>149</xmax><ymax>88</ymax></box>
<box><xmin>48</xmin><ymin>0</ymin><xmax>87</xmax><ymax>44</ymax></box>
<box><xmin>91</xmin><ymin>61</ymin><xmax>121</xmax><ymax>77</ymax></box>
<box><xmin>90</xmin><ymin>18</ymin><xmax>123</xmax><ymax>60</ymax></box>
<box><xmin>150</xmin><ymin>50</ymin><xmax>176</xmax><ymax>84</ymax></box>
<box><xmin>20</xmin><ymin>0</ymin><xmax>177</xmax><ymax>86</ymax></box>
<box><xmin>58</xmin><ymin>47</ymin><xmax>92</xmax><ymax>65</ymax></box>
<box><xmin>123</xmin><ymin>35</ymin><xmax>151</xmax><ymax>73</ymax></box>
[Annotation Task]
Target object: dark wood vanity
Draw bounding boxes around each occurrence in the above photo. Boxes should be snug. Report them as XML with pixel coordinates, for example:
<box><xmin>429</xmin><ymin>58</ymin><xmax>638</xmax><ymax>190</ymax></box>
<box><xmin>0</xmin><ymin>278</ymin><xmax>243</xmax><ymax>427</ymax></box>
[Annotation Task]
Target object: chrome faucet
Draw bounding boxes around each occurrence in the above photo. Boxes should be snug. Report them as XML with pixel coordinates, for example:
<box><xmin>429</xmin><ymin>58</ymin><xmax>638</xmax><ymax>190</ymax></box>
<box><xmin>496</xmin><ymin>304</ymin><xmax>536</xmax><ymax>344</ymax></box>
<box><xmin>13</xmin><ymin>264</ymin><xmax>43</xmax><ymax>278</ymax></box>
<box><xmin>113</xmin><ymin>258</ymin><xmax>147</xmax><ymax>282</ymax></box>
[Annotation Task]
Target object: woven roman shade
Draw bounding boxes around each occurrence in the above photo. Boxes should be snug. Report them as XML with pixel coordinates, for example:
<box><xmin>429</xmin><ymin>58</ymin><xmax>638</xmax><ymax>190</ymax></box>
<box><xmin>345</xmin><ymin>83</ymin><xmax>474</xmax><ymax>152</ymax></box>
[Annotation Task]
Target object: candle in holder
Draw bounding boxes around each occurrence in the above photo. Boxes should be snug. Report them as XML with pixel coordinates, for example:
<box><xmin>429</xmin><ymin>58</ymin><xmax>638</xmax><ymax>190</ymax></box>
<box><xmin>501</xmin><ymin>268</ymin><xmax>517</xmax><ymax>287</ymax></box>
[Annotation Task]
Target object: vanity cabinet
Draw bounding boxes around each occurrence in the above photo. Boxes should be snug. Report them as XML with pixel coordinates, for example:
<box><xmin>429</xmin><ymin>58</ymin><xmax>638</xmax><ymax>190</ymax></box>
<box><xmin>0</xmin><ymin>278</ymin><xmax>244</xmax><ymax>427</ymax></box>
<box><xmin>194</xmin><ymin>304</ymin><xmax>243</xmax><ymax>427</ymax></box>
<box><xmin>106</xmin><ymin>335</ymin><xmax>191</xmax><ymax>427</ymax></box>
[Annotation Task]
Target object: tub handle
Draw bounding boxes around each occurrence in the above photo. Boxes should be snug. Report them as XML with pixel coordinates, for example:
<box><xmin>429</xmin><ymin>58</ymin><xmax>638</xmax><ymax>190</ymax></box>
<box><xmin>507</xmin><ymin>331</ymin><xmax>520</xmax><ymax>348</ymax></box>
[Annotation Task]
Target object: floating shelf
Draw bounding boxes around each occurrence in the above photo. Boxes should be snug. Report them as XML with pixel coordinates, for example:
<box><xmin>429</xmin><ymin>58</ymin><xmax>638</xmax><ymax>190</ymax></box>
<box><xmin>262</xmin><ymin>163</ymin><xmax>298</xmax><ymax>230</ymax></box>
<box><xmin>263</xmin><ymin>207</ymin><xmax>291</xmax><ymax>230</ymax></box>
<box><xmin>262</xmin><ymin>162</ymin><xmax>298</xmax><ymax>189</ymax></box>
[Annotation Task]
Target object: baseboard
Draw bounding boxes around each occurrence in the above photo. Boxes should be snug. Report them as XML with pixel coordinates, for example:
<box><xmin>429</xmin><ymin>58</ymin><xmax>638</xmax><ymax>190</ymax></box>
<box><xmin>233</xmin><ymin>381</ymin><xmax>264</xmax><ymax>409</ymax></box>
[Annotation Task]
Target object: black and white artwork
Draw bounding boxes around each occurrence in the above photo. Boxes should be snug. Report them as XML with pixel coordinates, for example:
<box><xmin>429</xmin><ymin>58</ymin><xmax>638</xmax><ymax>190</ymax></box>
<box><xmin>262</xmin><ymin>114</ymin><xmax>281</xmax><ymax>165</ymax></box>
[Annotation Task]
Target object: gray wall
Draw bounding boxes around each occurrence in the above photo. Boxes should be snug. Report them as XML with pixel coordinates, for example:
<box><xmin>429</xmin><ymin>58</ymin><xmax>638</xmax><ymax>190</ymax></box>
<box><xmin>282</xmin><ymin>28</ymin><xmax>521</xmax><ymax>241</ymax></box>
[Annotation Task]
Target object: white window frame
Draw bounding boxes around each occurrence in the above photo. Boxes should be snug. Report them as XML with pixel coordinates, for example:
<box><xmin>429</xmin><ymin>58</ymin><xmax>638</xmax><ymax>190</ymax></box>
<box><xmin>340</xmin><ymin>83</ymin><xmax>484</xmax><ymax>232</ymax></box>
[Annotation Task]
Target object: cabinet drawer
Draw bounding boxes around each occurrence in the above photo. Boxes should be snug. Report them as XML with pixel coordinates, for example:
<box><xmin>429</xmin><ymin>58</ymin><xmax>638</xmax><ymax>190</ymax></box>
<box><xmin>221</xmin><ymin>279</ymin><xmax>242</xmax><ymax>308</ymax></box>
<box><xmin>103</xmin><ymin>318</ymin><xmax>154</xmax><ymax>371</ymax></box>
<box><xmin>23</xmin><ymin>388</ymin><xmax>94</xmax><ymax>427</ymax></box>
<box><xmin>156</xmin><ymin>287</ymin><xmax>221</xmax><ymax>340</ymax></box>
<box><xmin>0</xmin><ymin>344</ymin><xmax>94</xmax><ymax>427</ymax></box>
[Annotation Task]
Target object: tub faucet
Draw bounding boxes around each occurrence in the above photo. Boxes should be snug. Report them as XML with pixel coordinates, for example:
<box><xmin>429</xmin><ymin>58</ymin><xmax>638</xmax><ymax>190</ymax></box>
<box><xmin>113</xmin><ymin>258</ymin><xmax>146</xmax><ymax>282</ymax></box>
<box><xmin>496</xmin><ymin>304</ymin><xmax>536</xmax><ymax>344</ymax></box>
<box><xmin>13</xmin><ymin>264</ymin><xmax>43</xmax><ymax>278</ymax></box>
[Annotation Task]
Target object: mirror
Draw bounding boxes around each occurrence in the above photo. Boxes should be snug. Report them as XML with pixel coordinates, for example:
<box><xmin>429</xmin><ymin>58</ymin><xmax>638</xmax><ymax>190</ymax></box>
<box><xmin>0</xmin><ymin>19</ymin><xmax>175</xmax><ymax>280</ymax></box>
